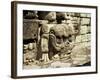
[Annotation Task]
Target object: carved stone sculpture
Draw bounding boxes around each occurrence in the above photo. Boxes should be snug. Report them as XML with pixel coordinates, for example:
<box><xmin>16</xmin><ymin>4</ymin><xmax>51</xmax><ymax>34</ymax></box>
<box><xmin>49</xmin><ymin>24</ymin><xmax>75</xmax><ymax>60</ymax></box>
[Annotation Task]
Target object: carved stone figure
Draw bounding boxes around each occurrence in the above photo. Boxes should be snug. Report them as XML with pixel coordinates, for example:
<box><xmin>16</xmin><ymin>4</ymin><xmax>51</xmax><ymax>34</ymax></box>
<box><xmin>48</xmin><ymin>12</ymin><xmax>75</xmax><ymax>60</ymax></box>
<box><xmin>49</xmin><ymin>24</ymin><xmax>75</xmax><ymax>60</ymax></box>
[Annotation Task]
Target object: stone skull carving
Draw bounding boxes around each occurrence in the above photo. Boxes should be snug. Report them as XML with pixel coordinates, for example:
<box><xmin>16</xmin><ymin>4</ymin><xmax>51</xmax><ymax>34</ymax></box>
<box><xmin>49</xmin><ymin>24</ymin><xmax>75</xmax><ymax>59</ymax></box>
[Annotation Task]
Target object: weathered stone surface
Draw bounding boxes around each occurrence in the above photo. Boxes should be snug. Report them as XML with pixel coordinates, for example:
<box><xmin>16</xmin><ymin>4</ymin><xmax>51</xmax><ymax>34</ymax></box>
<box><xmin>81</xmin><ymin>18</ymin><xmax>90</xmax><ymax>25</ymax></box>
<box><xmin>71</xmin><ymin>42</ymin><xmax>91</xmax><ymax>66</ymax></box>
<box><xmin>81</xmin><ymin>34</ymin><xmax>88</xmax><ymax>42</ymax></box>
<box><xmin>66</xmin><ymin>20</ymin><xmax>72</xmax><ymax>24</ymax></box>
<box><xmin>41</xmin><ymin>38</ymin><xmax>49</xmax><ymax>53</ymax></box>
<box><xmin>75</xmin><ymin>35</ymin><xmax>82</xmax><ymax>43</ymax></box>
<box><xmin>23</xmin><ymin>42</ymin><xmax>37</xmax><ymax>63</ymax></box>
<box><xmin>86</xmin><ymin>34</ymin><xmax>91</xmax><ymax>41</ymax></box>
<box><xmin>87</xmin><ymin>26</ymin><xmax>91</xmax><ymax>33</ymax></box>
<box><xmin>80</xmin><ymin>13</ymin><xmax>91</xmax><ymax>18</ymax></box>
<box><xmin>80</xmin><ymin>13</ymin><xmax>87</xmax><ymax>17</ymax></box>
<box><xmin>80</xmin><ymin>26</ymin><xmax>91</xmax><ymax>34</ymax></box>
<box><xmin>23</xmin><ymin>20</ymin><xmax>39</xmax><ymax>39</ymax></box>
<box><xmin>76</xmin><ymin>34</ymin><xmax>90</xmax><ymax>43</ymax></box>
<box><xmin>80</xmin><ymin>25</ymin><xmax>88</xmax><ymax>34</ymax></box>
<box><xmin>49</xmin><ymin>23</ymin><xmax>75</xmax><ymax>60</ymax></box>
<box><xmin>23</xmin><ymin>50</ymin><xmax>37</xmax><ymax>63</ymax></box>
<box><xmin>72</xmin><ymin>17</ymin><xmax>80</xmax><ymax>24</ymax></box>
<box><xmin>23</xmin><ymin>64</ymin><xmax>41</xmax><ymax>69</ymax></box>
<box><xmin>50</xmin><ymin>61</ymin><xmax>72</xmax><ymax>68</ymax></box>
<box><xmin>39</xmin><ymin>20</ymin><xmax>48</xmax><ymax>24</ymax></box>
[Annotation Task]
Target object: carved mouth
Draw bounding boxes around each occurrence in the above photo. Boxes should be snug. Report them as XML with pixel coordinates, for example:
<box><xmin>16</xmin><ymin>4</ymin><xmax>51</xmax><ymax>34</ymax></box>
<box><xmin>49</xmin><ymin>33</ymin><xmax>74</xmax><ymax>53</ymax></box>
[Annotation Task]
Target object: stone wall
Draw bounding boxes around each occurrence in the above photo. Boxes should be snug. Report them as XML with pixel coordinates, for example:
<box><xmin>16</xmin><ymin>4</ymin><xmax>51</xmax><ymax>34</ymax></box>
<box><xmin>23</xmin><ymin>10</ymin><xmax>91</xmax><ymax>68</ymax></box>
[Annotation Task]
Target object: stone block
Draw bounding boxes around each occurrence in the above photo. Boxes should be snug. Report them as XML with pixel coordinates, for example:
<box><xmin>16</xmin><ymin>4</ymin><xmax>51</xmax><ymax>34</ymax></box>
<box><xmin>75</xmin><ymin>35</ymin><xmax>82</xmax><ymax>43</ymax></box>
<box><xmin>87</xmin><ymin>26</ymin><xmax>91</xmax><ymax>33</ymax></box>
<box><xmin>81</xmin><ymin>34</ymin><xmax>91</xmax><ymax>42</ymax></box>
<box><xmin>81</xmin><ymin>34</ymin><xmax>88</xmax><ymax>42</ymax></box>
<box><xmin>80</xmin><ymin>25</ymin><xmax>88</xmax><ymax>34</ymax></box>
<box><xmin>81</xmin><ymin>18</ymin><xmax>90</xmax><ymax>25</ymax></box>
<box><xmin>80</xmin><ymin>13</ymin><xmax>87</xmax><ymax>17</ymax></box>
<box><xmin>87</xmin><ymin>34</ymin><xmax>91</xmax><ymax>41</ymax></box>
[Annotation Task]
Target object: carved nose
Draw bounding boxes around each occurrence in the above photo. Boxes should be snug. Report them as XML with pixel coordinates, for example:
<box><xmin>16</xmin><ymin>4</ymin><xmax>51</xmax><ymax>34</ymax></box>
<box><xmin>65</xmin><ymin>40</ymin><xmax>70</xmax><ymax>46</ymax></box>
<box><xmin>66</xmin><ymin>41</ymin><xmax>70</xmax><ymax>44</ymax></box>
<box><xmin>60</xmin><ymin>38</ymin><xmax>63</xmax><ymax>43</ymax></box>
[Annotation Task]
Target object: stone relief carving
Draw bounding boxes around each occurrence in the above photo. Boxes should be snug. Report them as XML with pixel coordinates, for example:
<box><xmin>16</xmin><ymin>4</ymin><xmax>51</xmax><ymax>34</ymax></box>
<box><xmin>23</xmin><ymin>11</ymin><xmax>91</xmax><ymax>69</ymax></box>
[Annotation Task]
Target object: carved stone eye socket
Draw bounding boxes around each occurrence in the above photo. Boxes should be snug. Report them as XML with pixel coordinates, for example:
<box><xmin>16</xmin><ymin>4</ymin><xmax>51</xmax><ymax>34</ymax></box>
<box><xmin>50</xmin><ymin>30</ymin><xmax>55</xmax><ymax>34</ymax></box>
<box><xmin>68</xmin><ymin>39</ymin><xmax>72</xmax><ymax>42</ymax></box>
<box><xmin>63</xmin><ymin>35</ymin><xmax>73</xmax><ymax>43</ymax></box>
<box><xmin>62</xmin><ymin>36</ymin><xmax>68</xmax><ymax>42</ymax></box>
<box><xmin>68</xmin><ymin>35</ymin><xmax>72</xmax><ymax>42</ymax></box>
<box><xmin>56</xmin><ymin>35</ymin><xmax>71</xmax><ymax>44</ymax></box>
<box><xmin>56</xmin><ymin>36</ymin><xmax>62</xmax><ymax>44</ymax></box>
<box><xmin>69</xmin><ymin>35</ymin><xmax>72</xmax><ymax>37</ymax></box>
<box><xmin>56</xmin><ymin>36</ymin><xmax>61</xmax><ymax>39</ymax></box>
